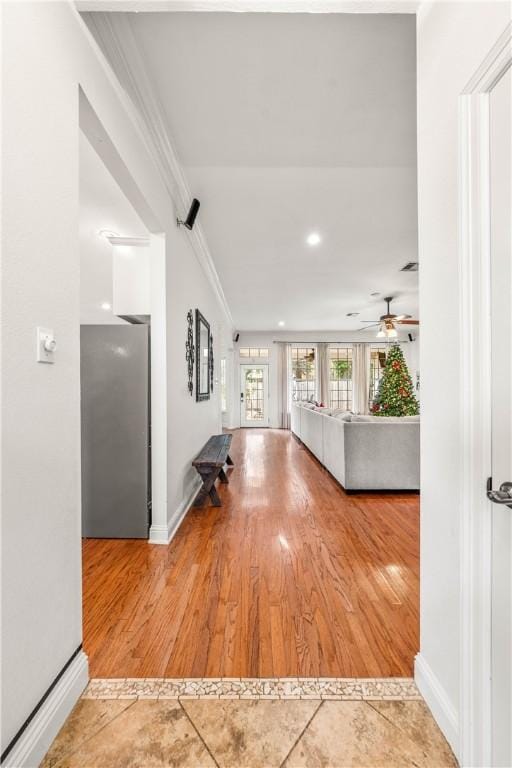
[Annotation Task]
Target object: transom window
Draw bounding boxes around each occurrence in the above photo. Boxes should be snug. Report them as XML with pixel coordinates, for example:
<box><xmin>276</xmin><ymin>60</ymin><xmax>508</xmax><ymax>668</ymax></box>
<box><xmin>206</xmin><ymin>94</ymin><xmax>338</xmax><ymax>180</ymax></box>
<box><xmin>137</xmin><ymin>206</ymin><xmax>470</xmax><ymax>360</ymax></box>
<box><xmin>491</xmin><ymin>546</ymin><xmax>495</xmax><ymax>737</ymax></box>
<box><xmin>329</xmin><ymin>348</ymin><xmax>353</xmax><ymax>410</ymax></box>
<box><xmin>239</xmin><ymin>348</ymin><xmax>269</xmax><ymax>358</ymax></box>
<box><xmin>369</xmin><ymin>347</ymin><xmax>387</xmax><ymax>408</ymax></box>
<box><xmin>291</xmin><ymin>347</ymin><xmax>316</xmax><ymax>401</ymax></box>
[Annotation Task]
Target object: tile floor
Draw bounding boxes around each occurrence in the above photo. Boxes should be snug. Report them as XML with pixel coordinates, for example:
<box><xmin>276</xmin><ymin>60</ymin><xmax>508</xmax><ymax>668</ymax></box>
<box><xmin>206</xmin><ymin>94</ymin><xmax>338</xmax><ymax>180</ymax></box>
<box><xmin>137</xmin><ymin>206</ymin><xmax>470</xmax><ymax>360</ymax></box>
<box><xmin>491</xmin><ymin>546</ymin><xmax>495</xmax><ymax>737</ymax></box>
<box><xmin>81</xmin><ymin>677</ymin><xmax>422</xmax><ymax>701</ymax></box>
<box><xmin>41</xmin><ymin>684</ymin><xmax>458</xmax><ymax>767</ymax></box>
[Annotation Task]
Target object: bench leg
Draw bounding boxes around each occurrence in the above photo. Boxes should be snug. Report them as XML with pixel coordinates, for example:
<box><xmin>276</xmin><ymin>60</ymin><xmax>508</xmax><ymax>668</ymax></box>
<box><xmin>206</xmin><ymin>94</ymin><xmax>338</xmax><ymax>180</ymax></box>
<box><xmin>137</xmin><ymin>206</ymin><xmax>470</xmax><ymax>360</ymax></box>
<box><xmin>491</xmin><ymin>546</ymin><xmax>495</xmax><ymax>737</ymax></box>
<box><xmin>226</xmin><ymin>454</ymin><xmax>234</xmax><ymax>466</ymax></box>
<box><xmin>193</xmin><ymin>485</ymin><xmax>208</xmax><ymax>508</ymax></box>
<box><xmin>219</xmin><ymin>468</ymin><xmax>229</xmax><ymax>484</ymax></box>
<box><xmin>194</xmin><ymin>470</ymin><xmax>215</xmax><ymax>507</ymax></box>
<box><xmin>193</xmin><ymin>468</ymin><xmax>224</xmax><ymax>507</ymax></box>
<box><xmin>208</xmin><ymin>485</ymin><xmax>222</xmax><ymax>506</ymax></box>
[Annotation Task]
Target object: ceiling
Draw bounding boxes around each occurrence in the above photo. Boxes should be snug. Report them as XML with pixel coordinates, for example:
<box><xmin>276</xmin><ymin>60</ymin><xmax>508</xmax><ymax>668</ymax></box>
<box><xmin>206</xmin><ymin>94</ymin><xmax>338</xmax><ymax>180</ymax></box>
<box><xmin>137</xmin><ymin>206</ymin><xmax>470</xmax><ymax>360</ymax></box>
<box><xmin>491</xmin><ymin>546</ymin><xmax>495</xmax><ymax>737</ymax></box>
<box><xmin>90</xmin><ymin>11</ymin><xmax>418</xmax><ymax>331</ymax></box>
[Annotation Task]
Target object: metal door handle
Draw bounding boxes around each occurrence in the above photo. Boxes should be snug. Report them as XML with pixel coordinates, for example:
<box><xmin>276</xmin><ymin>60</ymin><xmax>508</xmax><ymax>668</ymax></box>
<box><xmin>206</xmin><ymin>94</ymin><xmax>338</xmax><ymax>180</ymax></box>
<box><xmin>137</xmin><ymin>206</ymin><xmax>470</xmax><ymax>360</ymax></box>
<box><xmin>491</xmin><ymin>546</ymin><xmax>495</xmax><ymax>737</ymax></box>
<box><xmin>240</xmin><ymin>392</ymin><xmax>244</xmax><ymax>402</ymax></box>
<box><xmin>487</xmin><ymin>478</ymin><xmax>512</xmax><ymax>508</ymax></box>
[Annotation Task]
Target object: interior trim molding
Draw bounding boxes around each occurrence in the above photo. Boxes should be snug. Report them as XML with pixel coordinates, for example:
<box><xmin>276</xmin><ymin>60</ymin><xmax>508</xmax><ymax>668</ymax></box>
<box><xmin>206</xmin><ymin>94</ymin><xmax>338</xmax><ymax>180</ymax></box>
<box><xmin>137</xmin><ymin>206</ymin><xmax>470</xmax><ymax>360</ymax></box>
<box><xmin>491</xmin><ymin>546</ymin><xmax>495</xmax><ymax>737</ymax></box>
<box><xmin>148</xmin><ymin>523</ymin><xmax>172</xmax><ymax>545</ymax></box>
<box><xmin>414</xmin><ymin>653</ymin><xmax>458</xmax><ymax>757</ymax></box>
<box><xmin>149</xmin><ymin>476</ymin><xmax>202</xmax><ymax>545</ymax></box>
<box><xmin>2</xmin><ymin>650</ymin><xmax>89</xmax><ymax>768</ymax></box>
<box><xmin>82</xmin><ymin>11</ymin><xmax>234</xmax><ymax>331</ymax></box>
<box><xmin>107</xmin><ymin>235</ymin><xmax>150</xmax><ymax>247</ymax></box>
<box><xmin>458</xmin><ymin>22</ymin><xmax>512</xmax><ymax>768</ymax></box>
<box><xmin>76</xmin><ymin>1</ymin><xmax>419</xmax><ymax>13</ymax></box>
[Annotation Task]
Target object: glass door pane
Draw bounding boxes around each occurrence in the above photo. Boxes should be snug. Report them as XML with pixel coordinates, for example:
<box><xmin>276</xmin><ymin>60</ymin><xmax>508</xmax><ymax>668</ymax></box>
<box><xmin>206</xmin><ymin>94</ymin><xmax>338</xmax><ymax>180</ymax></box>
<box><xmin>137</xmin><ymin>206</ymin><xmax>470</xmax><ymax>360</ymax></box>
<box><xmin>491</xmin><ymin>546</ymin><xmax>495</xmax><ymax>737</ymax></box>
<box><xmin>240</xmin><ymin>365</ymin><xmax>268</xmax><ymax>427</ymax></box>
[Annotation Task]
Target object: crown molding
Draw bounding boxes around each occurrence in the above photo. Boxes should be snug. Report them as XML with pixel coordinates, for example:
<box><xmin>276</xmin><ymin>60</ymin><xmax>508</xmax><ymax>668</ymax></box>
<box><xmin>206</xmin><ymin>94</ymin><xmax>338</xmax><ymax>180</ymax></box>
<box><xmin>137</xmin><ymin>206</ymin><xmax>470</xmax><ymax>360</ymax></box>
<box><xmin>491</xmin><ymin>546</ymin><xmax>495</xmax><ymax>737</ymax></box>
<box><xmin>77</xmin><ymin>1</ymin><xmax>419</xmax><ymax>12</ymax></box>
<box><xmin>82</xmin><ymin>11</ymin><xmax>234</xmax><ymax>329</ymax></box>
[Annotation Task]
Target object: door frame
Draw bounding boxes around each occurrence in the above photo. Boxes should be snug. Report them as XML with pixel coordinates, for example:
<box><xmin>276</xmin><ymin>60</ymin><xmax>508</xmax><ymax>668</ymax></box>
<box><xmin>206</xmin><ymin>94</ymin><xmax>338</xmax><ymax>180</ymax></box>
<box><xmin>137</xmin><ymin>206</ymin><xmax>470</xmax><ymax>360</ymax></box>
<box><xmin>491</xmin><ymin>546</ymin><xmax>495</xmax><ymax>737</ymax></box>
<box><xmin>240</xmin><ymin>363</ymin><xmax>270</xmax><ymax>428</ymax></box>
<box><xmin>459</xmin><ymin>22</ymin><xmax>512</xmax><ymax>767</ymax></box>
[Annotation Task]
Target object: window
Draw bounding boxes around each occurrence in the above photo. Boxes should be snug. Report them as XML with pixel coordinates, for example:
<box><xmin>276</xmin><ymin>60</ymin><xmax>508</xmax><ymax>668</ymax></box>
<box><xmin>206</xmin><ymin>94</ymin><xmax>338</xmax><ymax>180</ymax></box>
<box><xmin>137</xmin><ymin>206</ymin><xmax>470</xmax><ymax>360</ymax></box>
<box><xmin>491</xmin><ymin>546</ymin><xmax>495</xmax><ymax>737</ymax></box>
<box><xmin>291</xmin><ymin>347</ymin><xmax>316</xmax><ymax>401</ymax></box>
<box><xmin>329</xmin><ymin>348</ymin><xmax>353</xmax><ymax>410</ymax></box>
<box><xmin>239</xmin><ymin>348</ymin><xmax>269</xmax><ymax>358</ymax></box>
<box><xmin>220</xmin><ymin>358</ymin><xmax>227</xmax><ymax>413</ymax></box>
<box><xmin>369</xmin><ymin>347</ymin><xmax>387</xmax><ymax>409</ymax></box>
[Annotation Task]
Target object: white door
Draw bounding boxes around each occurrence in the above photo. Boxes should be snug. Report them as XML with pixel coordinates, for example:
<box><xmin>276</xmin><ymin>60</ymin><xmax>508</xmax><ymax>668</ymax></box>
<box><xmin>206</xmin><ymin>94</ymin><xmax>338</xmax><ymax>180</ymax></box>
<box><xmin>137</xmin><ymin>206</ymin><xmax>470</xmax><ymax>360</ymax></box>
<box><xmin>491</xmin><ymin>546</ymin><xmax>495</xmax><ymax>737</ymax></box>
<box><xmin>240</xmin><ymin>364</ymin><xmax>269</xmax><ymax>428</ymax></box>
<box><xmin>488</xmin><ymin>62</ymin><xmax>512</xmax><ymax>767</ymax></box>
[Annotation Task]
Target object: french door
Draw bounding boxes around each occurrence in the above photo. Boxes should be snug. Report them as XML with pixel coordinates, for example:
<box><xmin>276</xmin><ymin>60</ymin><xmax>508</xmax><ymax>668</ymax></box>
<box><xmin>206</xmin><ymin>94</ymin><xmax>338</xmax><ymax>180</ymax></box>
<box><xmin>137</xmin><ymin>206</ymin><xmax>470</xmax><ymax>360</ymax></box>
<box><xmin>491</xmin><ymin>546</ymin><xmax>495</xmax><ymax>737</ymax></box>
<box><xmin>240</xmin><ymin>364</ymin><xmax>269</xmax><ymax>428</ymax></box>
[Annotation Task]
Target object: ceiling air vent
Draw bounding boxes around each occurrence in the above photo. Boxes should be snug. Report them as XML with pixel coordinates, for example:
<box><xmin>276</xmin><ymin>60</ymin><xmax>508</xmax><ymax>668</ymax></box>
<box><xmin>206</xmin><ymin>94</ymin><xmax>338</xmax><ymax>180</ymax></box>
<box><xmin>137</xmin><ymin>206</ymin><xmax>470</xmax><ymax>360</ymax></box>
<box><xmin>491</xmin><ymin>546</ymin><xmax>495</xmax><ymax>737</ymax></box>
<box><xmin>400</xmin><ymin>262</ymin><xmax>419</xmax><ymax>272</ymax></box>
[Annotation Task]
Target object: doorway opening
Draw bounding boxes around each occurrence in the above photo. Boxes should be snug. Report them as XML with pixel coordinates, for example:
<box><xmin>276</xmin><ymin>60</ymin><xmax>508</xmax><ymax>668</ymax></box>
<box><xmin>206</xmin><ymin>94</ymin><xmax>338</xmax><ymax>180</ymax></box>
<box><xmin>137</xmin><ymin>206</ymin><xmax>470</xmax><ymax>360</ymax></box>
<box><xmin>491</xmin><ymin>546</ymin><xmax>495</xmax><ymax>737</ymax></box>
<box><xmin>240</xmin><ymin>364</ymin><xmax>269</xmax><ymax>427</ymax></box>
<box><xmin>79</xmin><ymin>132</ymin><xmax>152</xmax><ymax>539</ymax></box>
<box><xmin>78</xmin><ymin>11</ymin><xmax>420</xmax><ymax>697</ymax></box>
<box><xmin>78</xmin><ymin>91</ymin><xmax>169</xmax><ymax>669</ymax></box>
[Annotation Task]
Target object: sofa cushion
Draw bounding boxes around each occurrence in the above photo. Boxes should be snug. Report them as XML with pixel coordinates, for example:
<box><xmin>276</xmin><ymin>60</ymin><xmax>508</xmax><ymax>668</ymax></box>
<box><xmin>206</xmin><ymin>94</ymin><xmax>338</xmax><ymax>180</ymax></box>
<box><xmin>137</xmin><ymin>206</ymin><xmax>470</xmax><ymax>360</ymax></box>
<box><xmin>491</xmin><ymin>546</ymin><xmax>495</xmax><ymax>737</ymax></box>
<box><xmin>331</xmin><ymin>408</ymin><xmax>350</xmax><ymax>417</ymax></box>
<box><xmin>334</xmin><ymin>412</ymin><xmax>352</xmax><ymax>421</ymax></box>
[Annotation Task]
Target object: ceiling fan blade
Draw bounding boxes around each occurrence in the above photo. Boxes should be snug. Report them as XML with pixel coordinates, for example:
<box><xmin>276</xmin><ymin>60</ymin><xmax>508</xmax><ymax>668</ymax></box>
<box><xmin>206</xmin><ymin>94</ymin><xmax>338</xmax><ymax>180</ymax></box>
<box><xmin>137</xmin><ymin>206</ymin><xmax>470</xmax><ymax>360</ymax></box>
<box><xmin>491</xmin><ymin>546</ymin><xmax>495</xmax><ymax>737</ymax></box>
<box><xmin>396</xmin><ymin>319</ymin><xmax>419</xmax><ymax>325</ymax></box>
<box><xmin>359</xmin><ymin>320</ymin><xmax>380</xmax><ymax>323</ymax></box>
<box><xmin>394</xmin><ymin>314</ymin><xmax>412</xmax><ymax>321</ymax></box>
<box><xmin>358</xmin><ymin>323</ymin><xmax>380</xmax><ymax>330</ymax></box>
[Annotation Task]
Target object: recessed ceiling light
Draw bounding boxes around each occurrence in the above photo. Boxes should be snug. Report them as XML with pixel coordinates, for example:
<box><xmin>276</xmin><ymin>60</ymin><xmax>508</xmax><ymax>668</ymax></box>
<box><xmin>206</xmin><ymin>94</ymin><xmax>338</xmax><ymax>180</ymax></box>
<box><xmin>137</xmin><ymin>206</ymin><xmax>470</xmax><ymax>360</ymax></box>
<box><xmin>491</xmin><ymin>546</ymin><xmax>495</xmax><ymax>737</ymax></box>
<box><xmin>278</xmin><ymin>321</ymin><xmax>285</xmax><ymax>327</ymax></box>
<box><xmin>346</xmin><ymin>312</ymin><xmax>360</xmax><ymax>317</ymax></box>
<box><xmin>370</xmin><ymin>291</ymin><xmax>381</xmax><ymax>297</ymax></box>
<box><xmin>101</xmin><ymin>302</ymin><xmax>112</xmax><ymax>311</ymax></box>
<box><xmin>306</xmin><ymin>232</ymin><xmax>321</xmax><ymax>246</ymax></box>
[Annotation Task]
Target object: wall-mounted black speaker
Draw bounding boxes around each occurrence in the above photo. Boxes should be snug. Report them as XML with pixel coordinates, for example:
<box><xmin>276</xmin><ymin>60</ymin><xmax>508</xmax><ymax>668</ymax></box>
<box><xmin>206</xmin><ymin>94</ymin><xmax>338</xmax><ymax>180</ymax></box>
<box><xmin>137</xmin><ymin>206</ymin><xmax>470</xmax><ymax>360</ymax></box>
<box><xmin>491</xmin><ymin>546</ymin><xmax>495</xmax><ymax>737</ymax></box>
<box><xmin>234</xmin><ymin>332</ymin><xmax>240</xmax><ymax>343</ymax></box>
<box><xmin>177</xmin><ymin>198</ymin><xmax>200</xmax><ymax>230</ymax></box>
<box><xmin>408</xmin><ymin>333</ymin><xmax>414</xmax><ymax>342</ymax></box>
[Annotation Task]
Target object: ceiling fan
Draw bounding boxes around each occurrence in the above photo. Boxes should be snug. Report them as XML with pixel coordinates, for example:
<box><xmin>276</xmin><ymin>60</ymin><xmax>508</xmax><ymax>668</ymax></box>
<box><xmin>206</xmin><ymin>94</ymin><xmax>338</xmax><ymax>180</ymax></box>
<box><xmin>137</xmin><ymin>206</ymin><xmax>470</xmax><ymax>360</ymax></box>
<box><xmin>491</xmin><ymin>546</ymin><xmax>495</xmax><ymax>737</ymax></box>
<box><xmin>359</xmin><ymin>296</ymin><xmax>419</xmax><ymax>338</ymax></box>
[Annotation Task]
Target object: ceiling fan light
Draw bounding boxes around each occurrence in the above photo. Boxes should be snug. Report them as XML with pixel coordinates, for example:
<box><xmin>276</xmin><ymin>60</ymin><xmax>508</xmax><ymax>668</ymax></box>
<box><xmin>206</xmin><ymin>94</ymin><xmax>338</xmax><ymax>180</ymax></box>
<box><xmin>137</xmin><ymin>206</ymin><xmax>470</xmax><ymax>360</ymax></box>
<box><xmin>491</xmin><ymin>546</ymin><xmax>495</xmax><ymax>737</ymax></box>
<box><xmin>387</xmin><ymin>327</ymin><xmax>398</xmax><ymax>338</ymax></box>
<box><xmin>377</xmin><ymin>328</ymin><xmax>386</xmax><ymax>338</ymax></box>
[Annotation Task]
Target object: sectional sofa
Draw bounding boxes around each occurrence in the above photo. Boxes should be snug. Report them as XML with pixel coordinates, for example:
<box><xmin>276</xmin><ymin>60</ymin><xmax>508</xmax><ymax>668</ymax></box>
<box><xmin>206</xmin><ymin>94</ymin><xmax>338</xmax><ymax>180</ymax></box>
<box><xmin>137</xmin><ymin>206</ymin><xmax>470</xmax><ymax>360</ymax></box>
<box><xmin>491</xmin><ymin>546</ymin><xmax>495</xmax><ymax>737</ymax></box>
<box><xmin>291</xmin><ymin>402</ymin><xmax>420</xmax><ymax>491</ymax></box>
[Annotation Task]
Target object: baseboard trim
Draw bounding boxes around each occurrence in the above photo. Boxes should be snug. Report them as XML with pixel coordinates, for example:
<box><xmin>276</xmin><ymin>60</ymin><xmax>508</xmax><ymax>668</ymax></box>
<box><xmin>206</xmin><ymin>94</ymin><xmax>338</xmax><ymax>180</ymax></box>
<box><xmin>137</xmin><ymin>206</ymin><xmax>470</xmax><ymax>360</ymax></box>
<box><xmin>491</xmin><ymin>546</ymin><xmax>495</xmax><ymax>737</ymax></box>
<box><xmin>149</xmin><ymin>477</ymin><xmax>202</xmax><ymax>545</ymax></box>
<box><xmin>148</xmin><ymin>523</ymin><xmax>171</xmax><ymax>544</ymax></box>
<box><xmin>2</xmin><ymin>650</ymin><xmax>89</xmax><ymax>768</ymax></box>
<box><xmin>414</xmin><ymin>653</ymin><xmax>459</xmax><ymax>758</ymax></box>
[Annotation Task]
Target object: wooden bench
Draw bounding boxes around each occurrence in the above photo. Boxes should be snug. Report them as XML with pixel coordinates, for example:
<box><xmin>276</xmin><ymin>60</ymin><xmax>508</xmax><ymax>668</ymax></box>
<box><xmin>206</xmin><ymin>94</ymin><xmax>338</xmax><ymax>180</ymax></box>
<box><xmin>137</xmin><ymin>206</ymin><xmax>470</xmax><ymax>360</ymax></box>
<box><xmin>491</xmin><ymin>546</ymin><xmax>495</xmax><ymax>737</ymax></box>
<box><xmin>192</xmin><ymin>433</ymin><xmax>234</xmax><ymax>507</ymax></box>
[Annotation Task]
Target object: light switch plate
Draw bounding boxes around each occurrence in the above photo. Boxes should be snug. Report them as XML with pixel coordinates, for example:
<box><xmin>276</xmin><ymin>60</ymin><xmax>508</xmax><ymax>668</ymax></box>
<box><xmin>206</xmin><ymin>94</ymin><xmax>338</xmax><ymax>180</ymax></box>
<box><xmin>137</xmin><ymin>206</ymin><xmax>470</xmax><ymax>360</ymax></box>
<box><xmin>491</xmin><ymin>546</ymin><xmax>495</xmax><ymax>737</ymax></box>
<box><xmin>37</xmin><ymin>327</ymin><xmax>56</xmax><ymax>364</ymax></box>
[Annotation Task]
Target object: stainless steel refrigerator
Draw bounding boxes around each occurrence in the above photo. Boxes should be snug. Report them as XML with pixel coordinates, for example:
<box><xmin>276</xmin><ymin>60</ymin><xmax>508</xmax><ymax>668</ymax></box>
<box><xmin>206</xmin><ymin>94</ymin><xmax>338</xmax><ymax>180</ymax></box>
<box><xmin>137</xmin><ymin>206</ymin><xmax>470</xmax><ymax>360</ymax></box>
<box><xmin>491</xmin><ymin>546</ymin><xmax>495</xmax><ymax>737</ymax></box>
<box><xmin>80</xmin><ymin>324</ymin><xmax>150</xmax><ymax>538</ymax></box>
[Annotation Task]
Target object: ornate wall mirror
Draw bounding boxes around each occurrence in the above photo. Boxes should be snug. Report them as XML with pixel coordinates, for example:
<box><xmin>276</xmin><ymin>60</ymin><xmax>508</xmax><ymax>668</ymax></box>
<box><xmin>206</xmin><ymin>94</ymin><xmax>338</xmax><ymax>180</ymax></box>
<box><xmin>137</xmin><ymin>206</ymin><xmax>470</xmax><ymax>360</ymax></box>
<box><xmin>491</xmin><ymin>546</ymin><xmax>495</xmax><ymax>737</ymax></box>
<box><xmin>195</xmin><ymin>309</ymin><xmax>211</xmax><ymax>401</ymax></box>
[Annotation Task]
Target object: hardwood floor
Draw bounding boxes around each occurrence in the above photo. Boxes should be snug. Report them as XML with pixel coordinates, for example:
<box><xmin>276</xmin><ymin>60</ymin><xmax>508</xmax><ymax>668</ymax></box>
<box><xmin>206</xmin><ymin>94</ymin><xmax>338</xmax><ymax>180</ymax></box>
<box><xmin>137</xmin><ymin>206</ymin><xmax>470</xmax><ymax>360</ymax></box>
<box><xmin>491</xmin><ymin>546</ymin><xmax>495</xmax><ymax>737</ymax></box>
<box><xmin>83</xmin><ymin>428</ymin><xmax>419</xmax><ymax>678</ymax></box>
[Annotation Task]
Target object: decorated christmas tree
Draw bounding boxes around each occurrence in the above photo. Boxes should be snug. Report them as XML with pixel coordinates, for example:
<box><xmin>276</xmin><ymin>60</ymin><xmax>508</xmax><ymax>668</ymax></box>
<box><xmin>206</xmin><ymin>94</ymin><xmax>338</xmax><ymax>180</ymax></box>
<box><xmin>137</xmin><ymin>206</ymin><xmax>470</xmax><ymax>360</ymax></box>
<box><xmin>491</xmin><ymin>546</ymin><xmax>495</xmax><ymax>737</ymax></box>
<box><xmin>371</xmin><ymin>345</ymin><xmax>419</xmax><ymax>417</ymax></box>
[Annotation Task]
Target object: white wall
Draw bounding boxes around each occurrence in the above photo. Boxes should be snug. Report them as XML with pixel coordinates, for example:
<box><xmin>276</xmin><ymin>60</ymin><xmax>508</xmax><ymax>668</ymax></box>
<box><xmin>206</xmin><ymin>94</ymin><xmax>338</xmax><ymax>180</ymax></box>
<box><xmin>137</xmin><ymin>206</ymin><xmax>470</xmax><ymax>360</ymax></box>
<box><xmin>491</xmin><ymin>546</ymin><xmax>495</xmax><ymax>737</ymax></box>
<box><xmin>416</xmin><ymin>1</ymin><xmax>510</xmax><ymax>755</ymax></box>
<box><xmin>164</xmin><ymin>220</ymin><xmax>228</xmax><ymax>532</ymax></box>
<box><xmin>1</xmin><ymin>2</ymin><xmax>231</xmax><ymax>757</ymax></box>
<box><xmin>236</xmin><ymin>331</ymin><xmax>419</xmax><ymax>427</ymax></box>
<box><xmin>79</xmin><ymin>132</ymin><xmax>147</xmax><ymax>325</ymax></box>
<box><xmin>112</xmin><ymin>245</ymin><xmax>151</xmax><ymax>318</ymax></box>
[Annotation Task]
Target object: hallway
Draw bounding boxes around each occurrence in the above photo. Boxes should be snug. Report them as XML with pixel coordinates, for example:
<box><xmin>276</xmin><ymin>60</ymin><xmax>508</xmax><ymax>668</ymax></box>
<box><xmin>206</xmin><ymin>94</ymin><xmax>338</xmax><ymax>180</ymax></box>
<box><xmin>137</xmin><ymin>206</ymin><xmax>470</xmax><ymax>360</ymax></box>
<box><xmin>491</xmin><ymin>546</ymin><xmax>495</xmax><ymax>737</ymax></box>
<box><xmin>83</xmin><ymin>429</ymin><xmax>419</xmax><ymax>679</ymax></box>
